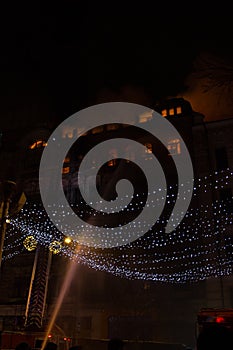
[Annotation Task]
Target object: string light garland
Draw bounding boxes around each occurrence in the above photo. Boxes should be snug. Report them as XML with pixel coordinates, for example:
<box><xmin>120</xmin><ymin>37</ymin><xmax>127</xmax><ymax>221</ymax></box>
<box><xmin>49</xmin><ymin>240</ymin><xmax>62</xmax><ymax>254</ymax></box>
<box><xmin>3</xmin><ymin>168</ymin><xmax>233</xmax><ymax>283</ymax></box>
<box><xmin>23</xmin><ymin>235</ymin><xmax>38</xmax><ymax>251</ymax></box>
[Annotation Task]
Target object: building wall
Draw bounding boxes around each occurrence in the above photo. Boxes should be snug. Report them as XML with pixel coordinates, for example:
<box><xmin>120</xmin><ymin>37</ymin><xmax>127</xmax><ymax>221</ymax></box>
<box><xmin>1</xmin><ymin>98</ymin><xmax>233</xmax><ymax>348</ymax></box>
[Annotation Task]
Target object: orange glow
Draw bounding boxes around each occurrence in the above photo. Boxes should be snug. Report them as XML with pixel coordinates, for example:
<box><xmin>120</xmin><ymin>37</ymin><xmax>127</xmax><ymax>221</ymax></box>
<box><xmin>176</xmin><ymin>106</ymin><xmax>182</xmax><ymax>114</ymax></box>
<box><xmin>108</xmin><ymin>159</ymin><xmax>116</xmax><ymax>167</ymax></box>
<box><xmin>62</xmin><ymin>167</ymin><xmax>70</xmax><ymax>174</ymax></box>
<box><xmin>161</xmin><ymin>109</ymin><xmax>167</xmax><ymax>117</ymax></box>
<box><xmin>168</xmin><ymin>138</ymin><xmax>181</xmax><ymax>155</ymax></box>
<box><xmin>62</xmin><ymin>126</ymin><xmax>74</xmax><ymax>139</ymax></box>
<box><xmin>177</xmin><ymin>143</ymin><xmax>181</xmax><ymax>154</ymax></box>
<box><xmin>108</xmin><ymin>149</ymin><xmax>118</xmax><ymax>166</ymax></box>
<box><xmin>169</xmin><ymin>108</ymin><xmax>175</xmax><ymax>116</ymax></box>
<box><xmin>92</xmin><ymin>126</ymin><xmax>104</xmax><ymax>134</ymax></box>
<box><xmin>145</xmin><ymin>143</ymin><xmax>152</xmax><ymax>154</ymax></box>
<box><xmin>106</xmin><ymin>124</ymin><xmax>119</xmax><ymax>131</ymax></box>
<box><xmin>29</xmin><ymin>140</ymin><xmax>47</xmax><ymax>150</ymax></box>
<box><xmin>139</xmin><ymin>111</ymin><xmax>153</xmax><ymax>123</ymax></box>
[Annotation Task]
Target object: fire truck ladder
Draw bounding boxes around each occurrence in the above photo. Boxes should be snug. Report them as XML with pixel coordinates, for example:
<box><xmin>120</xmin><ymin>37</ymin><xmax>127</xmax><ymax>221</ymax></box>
<box><xmin>24</xmin><ymin>244</ymin><xmax>52</xmax><ymax>329</ymax></box>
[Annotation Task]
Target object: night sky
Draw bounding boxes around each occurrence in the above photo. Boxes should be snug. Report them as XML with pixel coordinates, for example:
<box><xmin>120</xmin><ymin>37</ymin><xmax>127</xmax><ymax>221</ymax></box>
<box><xmin>1</xmin><ymin>2</ymin><xmax>233</xmax><ymax>128</ymax></box>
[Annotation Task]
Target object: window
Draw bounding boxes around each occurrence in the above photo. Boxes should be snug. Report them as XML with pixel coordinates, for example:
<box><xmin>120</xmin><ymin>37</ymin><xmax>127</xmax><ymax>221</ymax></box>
<box><xmin>161</xmin><ymin>109</ymin><xmax>167</xmax><ymax>117</ymax></box>
<box><xmin>167</xmin><ymin>139</ymin><xmax>181</xmax><ymax>155</ymax></box>
<box><xmin>161</xmin><ymin>106</ymin><xmax>182</xmax><ymax>117</ymax></box>
<box><xmin>29</xmin><ymin>140</ymin><xmax>47</xmax><ymax>150</ymax></box>
<box><xmin>63</xmin><ymin>156</ymin><xmax>70</xmax><ymax>173</ymax></box>
<box><xmin>215</xmin><ymin>147</ymin><xmax>228</xmax><ymax>171</ymax></box>
<box><xmin>92</xmin><ymin>126</ymin><xmax>104</xmax><ymax>134</ymax></box>
<box><xmin>106</xmin><ymin>124</ymin><xmax>119</xmax><ymax>131</ymax></box>
<box><xmin>62</xmin><ymin>167</ymin><xmax>70</xmax><ymax>174</ymax></box>
<box><xmin>145</xmin><ymin>143</ymin><xmax>153</xmax><ymax>154</ymax></box>
<box><xmin>108</xmin><ymin>159</ymin><xmax>117</xmax><ymax>167</ymax></box>
<box><xmin>169</xmin><ymin>108</ymin><xmax>175</xmax><ymax>116</ymax></box>
<box><xmin>108</xmin><ymin>148</ymin><xmax>118</xmax><ymax>166</ymax></box>
<box><xmin>139</xmin><ymin>111</ymin><xmax>153</xmax><ymax>123</ymax></box>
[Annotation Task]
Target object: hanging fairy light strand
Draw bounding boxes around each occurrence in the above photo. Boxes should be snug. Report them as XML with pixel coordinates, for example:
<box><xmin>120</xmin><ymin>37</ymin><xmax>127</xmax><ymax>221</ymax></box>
<box><xmin>2</xmin><ymin>167</ymin><xmax>233</xmax><ymax>283</ymax></box>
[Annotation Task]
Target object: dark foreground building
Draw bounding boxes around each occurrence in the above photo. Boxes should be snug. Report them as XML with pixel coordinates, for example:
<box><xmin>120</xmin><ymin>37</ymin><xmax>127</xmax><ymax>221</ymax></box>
<box><xmin>1</xmin><ymin>98</ymin><xmax>233</xmax><ymax>349</ymax></box>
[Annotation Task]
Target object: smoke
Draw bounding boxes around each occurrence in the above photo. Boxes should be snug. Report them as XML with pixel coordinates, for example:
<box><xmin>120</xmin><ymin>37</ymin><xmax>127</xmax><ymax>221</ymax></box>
<box><xmin>94</xmin><ymin>84</ymin><xmax>152</xmax><ymax>107</ymax></box>
<box><xmin>179</xmin><ymin>53</ymin><xmax>233</xmax><ymax>121</ymax></box>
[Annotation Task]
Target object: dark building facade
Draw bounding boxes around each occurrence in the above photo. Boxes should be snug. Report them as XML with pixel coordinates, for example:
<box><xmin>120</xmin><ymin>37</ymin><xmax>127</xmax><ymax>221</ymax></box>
<box><xmin>1</xmin><ymin>98</ymin><xmax>233</xmax><ymax>349</ymax></box>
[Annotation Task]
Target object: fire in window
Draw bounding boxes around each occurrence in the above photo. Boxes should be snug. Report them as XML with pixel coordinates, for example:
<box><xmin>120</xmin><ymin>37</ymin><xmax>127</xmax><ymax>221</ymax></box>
<box><xmin>108</xmin><ymin>159</ymin><xmax>117</xmax><ymax>167</ymax></box>
<box><xmin>62</xmin><ymin>157</ymin><xmax>70</xmax><ymax>173</ymax></box>
<box><xmin>167</xmin><ymin>139</ymin><xmax>181</xmax><ymax>155</ymax></box>
<box><xmin>176</xmin><ymin>106</ymin><xmax>182</xmax><ymax>114</ymax></box>
<box><xmin>62</xmin><ymin>167</ymin><xmax>70</xmax><ymax>174</ymax></box>
<box><xmin>139</xmin><ymin>111</ymin><xmax>153</xmax><ymax>123</ymax></box>
<box><xmin>108</xmin><ymin>149</ymin><xmax>118</xmax><ymax>167</ymax></box>
<box><xmin>106</xmin><ymin>124</ymin><xmax>119</xmax><ymax>131</ymax></box>
<box><xmin>169</xmin><ymin>108</ymin><xmax>175</xmax><ymax>116</ymax></box>
<box><xmin>161</xmin><ymin>109</ymin><xmax>167</xmax><ymax>117</ymax></box>
<box><xmin>29</xmin><ymin>140</ymin><xmax>47</xmax><ymax>150</ymax></box>
<box><xmin>92</xmin><ymin>126</ymin><xmax>104</xmax><ymax>134</ymax></box>
<box><xmin>145</xmin><ymin>143</ymin><xmax>153</xmax><ymax>154</ymax></box>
